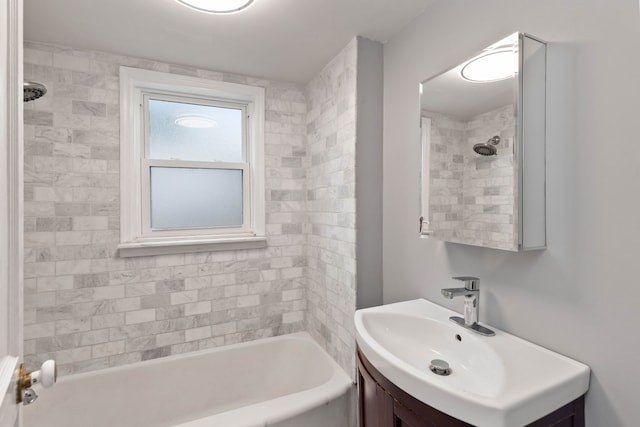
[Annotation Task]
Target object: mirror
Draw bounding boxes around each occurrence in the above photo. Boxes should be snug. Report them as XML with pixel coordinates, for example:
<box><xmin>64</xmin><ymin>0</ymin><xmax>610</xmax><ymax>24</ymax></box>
<box><xmin>419</xmin><ymin>32</ymin><xmax>546</xmax><ymax>251</ymax></box>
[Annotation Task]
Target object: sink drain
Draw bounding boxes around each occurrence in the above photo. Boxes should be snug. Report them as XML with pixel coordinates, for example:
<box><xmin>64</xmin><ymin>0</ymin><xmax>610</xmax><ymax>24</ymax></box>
<box><xmin>429</xmin><ymin>359</ymin><xmax>452</xmax><ymax>376</ymax></box>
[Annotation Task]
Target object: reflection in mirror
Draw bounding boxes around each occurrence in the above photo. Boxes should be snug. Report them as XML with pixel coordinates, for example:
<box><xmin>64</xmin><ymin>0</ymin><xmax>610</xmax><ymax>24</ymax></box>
<box><xmin>419</xmin><ymin>33</ymin><xmax>546</xmax><ymax>251</ymax></box>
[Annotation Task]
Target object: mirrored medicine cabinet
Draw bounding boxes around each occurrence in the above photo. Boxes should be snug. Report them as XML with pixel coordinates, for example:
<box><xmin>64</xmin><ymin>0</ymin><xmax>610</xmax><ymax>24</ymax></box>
<box><xmin>419</xmin><ymin>32</ymin><xmax>546</xmax><ymax>251</ymax></box>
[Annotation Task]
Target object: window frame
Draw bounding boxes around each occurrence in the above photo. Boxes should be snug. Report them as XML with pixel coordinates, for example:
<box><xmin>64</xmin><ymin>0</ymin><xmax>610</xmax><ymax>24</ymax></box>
<box><xmin>141</xmin><ymin>92</ymin><xmax>251</xmax><ymax>237</ymax></box>
<box><xmin>118</xmin><ymin>66</ymin><xmax>266</xmax><ymax>257</ymax></box>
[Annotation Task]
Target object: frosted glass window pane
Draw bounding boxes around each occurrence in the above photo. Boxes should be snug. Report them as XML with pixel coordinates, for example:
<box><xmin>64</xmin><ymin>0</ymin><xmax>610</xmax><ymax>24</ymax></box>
<box><xmin>148</xmin><ymin>99</ymin><xmax>243</xmax><ymax>162</ymax></box>
<box><xmin>150</xmin><ymin>167</ymin><xmax>243</xmax><ymax>229</ymax></box>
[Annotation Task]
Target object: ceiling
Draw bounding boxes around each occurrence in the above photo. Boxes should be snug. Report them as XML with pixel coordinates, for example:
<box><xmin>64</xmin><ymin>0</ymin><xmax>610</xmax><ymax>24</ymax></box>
<box><xmin>420</xmin><ymin>62</ymin><xmax>514</xmax><ymax>121</ymax></box>
<box><xmin>420</xmin><ymin>33</ymin><xmax>519</xmax><ymax>120</ymax></box>
<box><xmin>24</xmin><ymin>0</ymin><xmax>434</xmax><ymax>84</ymax></box>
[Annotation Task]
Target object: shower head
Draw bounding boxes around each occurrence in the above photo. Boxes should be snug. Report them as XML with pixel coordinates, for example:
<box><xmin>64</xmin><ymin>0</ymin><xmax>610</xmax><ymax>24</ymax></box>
<box><xmin>23</xmin><ymin>82</ymin><xmax>47</xmax><ymax>102</ymax></box>
<box><xmin>473</xmin><ymin>136</ymin><xmax>500</xmax><ymax>156</ymax></box>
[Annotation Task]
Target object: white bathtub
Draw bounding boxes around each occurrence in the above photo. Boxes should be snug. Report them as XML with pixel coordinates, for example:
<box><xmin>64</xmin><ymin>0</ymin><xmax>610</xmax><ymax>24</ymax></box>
<box><xmin>24</xmin><ymin>332</ymin><xmax>354</xmax><ymax>427</ymax></box>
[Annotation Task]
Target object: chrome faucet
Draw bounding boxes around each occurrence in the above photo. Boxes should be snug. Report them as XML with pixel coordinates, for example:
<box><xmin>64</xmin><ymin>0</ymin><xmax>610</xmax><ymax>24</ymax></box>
<box><xmin>441</xmin><ymin>276</ymin><xmax>494</xmax><ymax>336</ymax></box>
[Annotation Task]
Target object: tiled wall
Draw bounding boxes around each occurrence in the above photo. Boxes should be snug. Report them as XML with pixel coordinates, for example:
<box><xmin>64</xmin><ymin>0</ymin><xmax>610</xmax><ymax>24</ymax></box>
<box><xmin>425</xmin><ymin>104</ymin><xmax>516</xmax><ymax>250</ymax></box>
<box><xmin>23</xmin><ymin>42</ymin><xmax>309</xmax><ymax>375</ymax></box>
<box><xmin>426</xmin><ymin>111</ymin><xmax>465</xmax><ymax>240</ymax></box>
<box><xmin>305</xmin><ymin>39</ymin><xmax>358</xmax><ymax>378</ymax></box>
<box><xmin>461</xmin><ymin>105</ymin><xmax>516</xmax><ymax>249</ymax></box>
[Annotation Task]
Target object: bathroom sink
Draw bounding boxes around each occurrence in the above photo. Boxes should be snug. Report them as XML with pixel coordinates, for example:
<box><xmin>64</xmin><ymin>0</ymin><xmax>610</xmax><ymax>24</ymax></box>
<box><xmin>354</xmin><ymin>299</ymin><xmax>590</xmax><ymax>427</ymax></box>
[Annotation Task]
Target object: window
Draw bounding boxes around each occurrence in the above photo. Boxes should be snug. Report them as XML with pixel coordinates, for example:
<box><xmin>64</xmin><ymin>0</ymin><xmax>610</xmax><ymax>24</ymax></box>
<box><xmin>118</xmin><ymin>67</ymin><xmax>266</xmax><ymax>257</ymax></box>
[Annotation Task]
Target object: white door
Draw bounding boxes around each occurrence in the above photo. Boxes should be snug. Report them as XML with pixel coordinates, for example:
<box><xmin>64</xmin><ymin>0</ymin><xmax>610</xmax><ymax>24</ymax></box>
<box><xmin>0</xmin><ymin>0</ymin><xmax>23</xmax><ymax>425</ymax></box>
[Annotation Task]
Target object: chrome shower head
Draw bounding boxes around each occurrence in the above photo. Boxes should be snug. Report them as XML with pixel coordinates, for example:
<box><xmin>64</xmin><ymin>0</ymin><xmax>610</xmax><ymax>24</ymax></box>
<box><xmin>23</xmin><ymin>82</ymin><xmax>47</xmax><ymax>102</ymax></box>
<box><xmin>473</xmin><ymin>136</ymin><xmax>500</xmax><ymax>156</ymax></box>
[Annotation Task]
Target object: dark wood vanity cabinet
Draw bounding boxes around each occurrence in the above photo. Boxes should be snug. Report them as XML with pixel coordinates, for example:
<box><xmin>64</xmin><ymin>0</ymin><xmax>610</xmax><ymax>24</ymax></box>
<box><xmin>357</xmin><ymin>350</ymin><xmax>585</xmax><ymax>427</ymax></box>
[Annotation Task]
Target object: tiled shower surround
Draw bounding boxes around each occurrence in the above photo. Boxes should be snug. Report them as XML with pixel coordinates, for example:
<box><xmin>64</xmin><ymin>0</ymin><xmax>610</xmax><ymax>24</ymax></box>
<box><xmin>305</xmin><ymin>39</ymin><xmax>357</xmax><ymax>376</ymax></box>
<box><xmin>426</xmin><ymin>104</ymin><xmax>517</xmax><ymax>250</ymax></box>
<box><xmin>23</xmin><ymin>40</ymin><xmax>359</xmax><ymax>376</ymax></box>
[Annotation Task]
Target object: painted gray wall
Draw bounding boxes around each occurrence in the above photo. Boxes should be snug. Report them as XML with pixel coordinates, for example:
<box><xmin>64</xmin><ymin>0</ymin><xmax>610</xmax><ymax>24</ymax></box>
<box><xmin>356</xmin><ymin>37</ymin><xmax>384</xmax><ymax>309</ymax></box>
<box><xmin>382</xmin><ymin>0</ymin><xmax>640</xmax><ymax>425</ymax></box>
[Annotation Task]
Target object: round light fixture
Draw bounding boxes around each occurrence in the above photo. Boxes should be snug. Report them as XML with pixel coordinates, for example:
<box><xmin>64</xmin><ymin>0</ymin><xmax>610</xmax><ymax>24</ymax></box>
<box><xmin>460</xmin><ymin>50</ymin><xmax>517</xmax><ymax>83</ymax></box>
<box><xmin>175</xmin><ymin>114</ymin><xmax>218</xmax><ymax>128</ymax></box>
<box><xmin>175</xmin><ymin>0</ymin><xmax>255</xmax><ymax>14</ymax></box>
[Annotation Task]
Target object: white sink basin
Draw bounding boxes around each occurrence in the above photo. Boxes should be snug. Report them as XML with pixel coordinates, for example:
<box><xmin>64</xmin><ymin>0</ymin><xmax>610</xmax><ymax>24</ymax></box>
<box><xmin>354</xmin><ymin>299</ymin><xmax>590</xmax><ymax>427</ymax></box>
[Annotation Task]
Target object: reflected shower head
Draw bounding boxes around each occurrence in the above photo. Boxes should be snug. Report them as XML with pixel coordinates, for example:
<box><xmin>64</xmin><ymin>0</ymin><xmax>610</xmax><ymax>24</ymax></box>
<box><xmin>24</xmin><ymin>82</ymin><xmax>47</xmax><ymax>102</ymax></box>
<box><xmin>473</xmin><ymin>136</ymin><xmax>500</xmax><ymax>156</ymax></box>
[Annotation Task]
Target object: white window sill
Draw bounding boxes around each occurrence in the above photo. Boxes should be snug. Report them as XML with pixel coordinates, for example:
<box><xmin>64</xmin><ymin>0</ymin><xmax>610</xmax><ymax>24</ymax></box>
<box><xmin>117</xmin><ymin>236</ymin><xmax>267</xmax><ymax>257</ymax></box>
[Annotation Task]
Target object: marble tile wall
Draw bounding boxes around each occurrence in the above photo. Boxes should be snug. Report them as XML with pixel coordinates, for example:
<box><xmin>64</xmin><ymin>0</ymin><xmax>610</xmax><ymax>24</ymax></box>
<box><xmin>462</xmin><ymin>105</ymin><xmax>516</xmax><ymax>249</ymax></box>
<box><xmin>425</xmin><ymin>111</ymin><xmax>465</xmax><ymax>241</ymax></box>
<box><xmin>425</xmin><ymin>104</ymin><xmax>516</xmax><ymax>250</ymax></box>
<box><xmin>23</xmin><ymin>42</ymin><xmax>309</xmax><ymax>375</ymax></box>
<box><xmin>305</xmin><ymin>39</ymin><xmax>358</xmax><ymax>379</ymax></box>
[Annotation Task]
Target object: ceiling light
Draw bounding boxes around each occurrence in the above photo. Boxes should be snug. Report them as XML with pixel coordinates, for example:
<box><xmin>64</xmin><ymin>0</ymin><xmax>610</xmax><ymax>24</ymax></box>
<box><xmin>175</xmin><ymin>0</ymin><xmax>255</xmax><ymax>14</ymax></box>
<box><xmin>175</xmin><ymin>114</ymin><xmax>218</xmax><ymax>128</ymax></box>
<box><xmin>460</xmin><ymin>50</ymin><xmax>517</xmax><ymax>83</ymax></box>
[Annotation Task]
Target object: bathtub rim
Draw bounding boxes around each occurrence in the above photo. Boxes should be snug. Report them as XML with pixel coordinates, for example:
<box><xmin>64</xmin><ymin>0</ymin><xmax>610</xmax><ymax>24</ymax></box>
<box><xmin>45</xmin><ymin>332</ymin><xmax>340</xmax><ymax>382</ymax></box>
<box><xmin>27</xmin><ymin>332</ymin><xmax>354</xmax><ymax>427</ymax></box>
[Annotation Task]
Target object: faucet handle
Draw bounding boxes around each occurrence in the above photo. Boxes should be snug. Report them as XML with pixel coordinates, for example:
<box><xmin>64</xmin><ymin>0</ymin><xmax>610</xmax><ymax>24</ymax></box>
<box><xmin>452</xmin><ymin>276</ymin><xmax>479</xmax><ymax>291</ymax></box>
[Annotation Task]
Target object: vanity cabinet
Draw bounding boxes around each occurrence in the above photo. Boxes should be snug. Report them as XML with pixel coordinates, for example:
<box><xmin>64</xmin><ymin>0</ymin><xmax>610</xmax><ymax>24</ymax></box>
<box><xmin>357</xmin><ymin>350</ymin><xmax>585</xmax><ymax>427</ymax></box>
